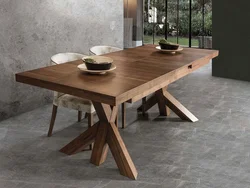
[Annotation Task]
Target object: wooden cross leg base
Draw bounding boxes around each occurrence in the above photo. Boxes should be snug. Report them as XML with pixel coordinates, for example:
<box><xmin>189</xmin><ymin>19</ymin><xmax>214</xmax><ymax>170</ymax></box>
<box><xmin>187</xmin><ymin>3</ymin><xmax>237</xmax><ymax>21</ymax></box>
<box><xmin>60</xmin><ymin>102</ymin><xmax>138</xmax><ymax>180</ymax></box>
<box><xmin>138</xmin><ymin>87</ymin><xmax>198</xmax><ymax>122</ymax></box>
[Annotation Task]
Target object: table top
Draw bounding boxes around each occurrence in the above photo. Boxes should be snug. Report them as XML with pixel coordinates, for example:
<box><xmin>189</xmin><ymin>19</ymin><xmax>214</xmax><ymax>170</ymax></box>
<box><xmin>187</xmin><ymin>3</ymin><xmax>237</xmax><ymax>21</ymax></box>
<box><xmin>16</xmin><ymin>45</ymin><xmax>219</xmax><ymax>106</ymax></box>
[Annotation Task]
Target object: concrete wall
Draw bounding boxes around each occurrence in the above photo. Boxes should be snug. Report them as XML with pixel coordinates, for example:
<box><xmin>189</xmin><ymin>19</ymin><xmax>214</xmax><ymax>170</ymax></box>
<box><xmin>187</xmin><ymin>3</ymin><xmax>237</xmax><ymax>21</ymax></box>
<box><xmin>124</xmin><ymin>0</ymin><xmax>143</xmax><ymax>41</ymax></box>
<box><xmin>212</xmin><ymin>1</ymin><xmax>250</xmax><ymax>81</ymax></box>
<box><xmin>0</xmin><ymin>0</ymin><xmax>123</xmax><ymax>121</ymax></box>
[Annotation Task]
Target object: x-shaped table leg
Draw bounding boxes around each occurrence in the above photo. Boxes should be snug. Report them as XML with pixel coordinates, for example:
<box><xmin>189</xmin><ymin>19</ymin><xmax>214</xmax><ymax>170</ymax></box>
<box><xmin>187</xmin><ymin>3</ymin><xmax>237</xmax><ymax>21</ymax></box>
<box><xmin>60</xmin><ymin>102</ymin><xmax>138</xmax><ymax>180</ymax></box>
<box><xmin>138</xmin><ymin>87</ymin><xmax>198</xmax><ymax>122</ymax></box>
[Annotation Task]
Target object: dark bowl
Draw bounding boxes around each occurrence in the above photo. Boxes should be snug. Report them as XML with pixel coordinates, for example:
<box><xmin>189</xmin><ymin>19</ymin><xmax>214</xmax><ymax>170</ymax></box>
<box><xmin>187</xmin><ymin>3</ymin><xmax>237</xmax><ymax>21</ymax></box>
<box><xmin>85</xmin><ymin>62</ymin><xmax>112</xmax><ymax>70</ymax></box>
<box><xmin>159</xmin><ymin>43</ymin><xmax>179</xmax><ymax>50</ymax></box>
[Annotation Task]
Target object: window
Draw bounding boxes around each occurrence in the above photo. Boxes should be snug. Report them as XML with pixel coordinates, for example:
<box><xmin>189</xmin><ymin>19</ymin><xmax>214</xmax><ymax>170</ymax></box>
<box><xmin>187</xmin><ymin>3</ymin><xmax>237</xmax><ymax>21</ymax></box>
<box><xmin>144</xmin><ymin>0</ymin><xmax>212</xmax><ymax>48</ymax></box>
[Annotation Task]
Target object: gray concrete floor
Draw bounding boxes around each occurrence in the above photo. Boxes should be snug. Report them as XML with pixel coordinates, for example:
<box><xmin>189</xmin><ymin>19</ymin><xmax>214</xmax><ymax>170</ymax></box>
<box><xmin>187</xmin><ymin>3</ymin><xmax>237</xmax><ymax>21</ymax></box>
<box><xmin>1</xmin><ymin>63</ymin><xmax>250</xmax><ymax>188</ymax></box>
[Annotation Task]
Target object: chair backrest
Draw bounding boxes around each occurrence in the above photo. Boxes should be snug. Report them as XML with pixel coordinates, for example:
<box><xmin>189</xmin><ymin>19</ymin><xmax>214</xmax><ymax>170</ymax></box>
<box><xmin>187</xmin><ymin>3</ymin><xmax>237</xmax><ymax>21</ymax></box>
<box><xmin>51</xmin><ymin>53</ymin><xmax>86</xmax><ymax>65</ymax></box>
<box><xmin>89</xmin><ymin>46</ymin><xmax>122</xmax><ymax>55</ymax></box>
<box><xmin>50</xmin><ymin>53</ymin><xmax>87</xmax><ymax>99</ymax></box>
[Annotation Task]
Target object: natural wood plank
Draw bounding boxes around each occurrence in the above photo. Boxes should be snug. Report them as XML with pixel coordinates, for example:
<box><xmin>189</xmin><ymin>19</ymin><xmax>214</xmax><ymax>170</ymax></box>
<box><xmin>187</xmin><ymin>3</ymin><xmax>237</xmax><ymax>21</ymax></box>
<box><xmin>155</xmin><ymin>88</ymin><xmax>171</xmax><ymax>116</ymax></box>
<box><xmin>88</xmin><ymin>113</ymin><xmax>94</xmax><ymax>150</ymax></box>
<box><xmin>122</xmin><ymin>103</ymin><xmax>126</xmax><ymax>129</ymax></box>
<box><xmin>90</xmin><ymin>101</ymin><xmax>137</xmax><ymax>179</ymax></box>
<box><xmin>47</xmin><ymin>105</ymin><xmax>58</xmax><ymax>137</ymax></box>
<box><xmin>107</xmin><ymin>122</ymin><xmax>138</xmax><ymax>180</ymax></box>
<box><xmin>16</xmin><ymin>45</ymin><xmax>219</xmax><ymax>106</ymax></box>
<box><xmin>126</xmin><ymin>59</ymin><xmax>212</xmax><ymax>103</ymax></box>
<box><xmin>137</xmin><ymin>95</ymin><xmax>157</xmax><ymax>113</ymax></box>
<box><xmin>92</xmin><ymin>102</ymin><xmax>112</xmax><ymax>122</ymax></box>
<box><xmin>16</xmin><ymin>45</ymin><xmax>219</xmax><ymax>179</ymax></box>
<box><xmin>136</xmin><ymin>88</ymin><xmax>197</xmax><ymax>121</ymax></box>
<box><xmin>163</xmin><ymin>90</ymin><xmax>198</xmax><ymax>122</ymax></box>
<box><xmin>115</xmin><ymin>112</ymin><xmax>118</xmax><ymax>128</ymax></box>
<box><xmin>60</xmin><ymin>122</ymin><xmax>98</xmax><ymax>155</ymax></box>
<box><xmin>141</xmin><ymin>97</ymin><xmax>147</xmax><ymax>116</ymax></box>
<box><xmin>90</xmin><ymin>122</ymin><xmax>109</xmax><ymax>165</ymax></box>
<box><xmin>89</xmin><ymin>103</ymin><xmax>112</xmax><ymax>165</ymax></box>
<box><xmin>137</xmin><ymin>88</ymin><xmax>171</xmax><ymax>117</ymax></box>
<box><xmin>110</xmin><ymin>106</ymin><xmax>119</xmax><ymax>123</ymax></box>
<box><xmin>90</xmin><ymin>103</ymin><xmax>118</xmax><ymax>166</ymax></box>
<box><xmin>78</xmin><ymin>111</ymin><xmax>82</xmax><ymax>122</ymax></box>
<box><xmin>111</xmin><ymin>105</ymin><xmax>119</xmax><ymax>127</ymax></box>
<box><xmin>88</xmin><ymin>113</ymin><xmax>94</xmax><ymax>128</ymax></box>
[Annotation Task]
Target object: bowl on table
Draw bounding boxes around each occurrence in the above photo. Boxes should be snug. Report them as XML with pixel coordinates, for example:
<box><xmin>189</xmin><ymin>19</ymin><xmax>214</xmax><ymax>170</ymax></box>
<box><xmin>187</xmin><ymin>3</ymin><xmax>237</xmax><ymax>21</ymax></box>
<box><xmin>159</xmin><ymin>39</ymin><xmax>179</xmax><ymax>50</ymax></box>
<box><xmin>83</xmin><ymin>56</ymin><xmax>113</xmax><ymax>70</ymax></box>
<box><xmin>78</xmin><ymin>56</ymin><xmax>116</xmax><ymax>74</ymax></box>
<box><xmin>85</xmin><ymin>61</ymin><xmax>112</xmax><ymax>70</ymax></box>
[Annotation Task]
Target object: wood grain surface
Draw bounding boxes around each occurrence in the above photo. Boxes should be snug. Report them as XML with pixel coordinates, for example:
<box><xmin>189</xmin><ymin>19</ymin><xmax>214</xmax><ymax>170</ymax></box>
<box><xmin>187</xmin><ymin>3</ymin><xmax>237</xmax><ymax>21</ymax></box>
<box><xmin>16</xmin><ymin>45</ymin><xmax>218</xmax><ymax>106</ymax></box>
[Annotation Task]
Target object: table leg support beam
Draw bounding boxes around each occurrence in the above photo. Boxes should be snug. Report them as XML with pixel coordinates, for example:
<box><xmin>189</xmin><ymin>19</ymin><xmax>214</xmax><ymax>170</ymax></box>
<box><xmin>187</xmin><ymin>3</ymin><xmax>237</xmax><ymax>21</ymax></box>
<box><xmin>155</xmin><ymin>89</ymin><xmax>171</xmax><ymax>116</ymax></box>
<box><xmin>90</xmin><ymin>123</ymin><xmax>109</xmax><ymax>166</ymax></box>
<box><xmin>60</xmin><ymin>102</ymin><xmax>138</xmax><ymax>180</ymax></box>
<box><xmin>163</xmin><ymin>90</ymin><xmax>198</xmax><ymax>122</ymax></box>
<box><xmin>92</xmin><ymin>102</ymin><xmax>137</xmax><ymax>179</ymax></box>
<box><xmin>136</xmin><ymin>87</ymin><xmax>198</xmax><ymax>122</ymax></box>
<box><xmin>107</xmin><ymin>122</ymin><xmax>138</xmax><ymax>180</ymax></box>
<box><xmin>60</xmin><ymin>122</ymin><xmax>98</xmax><ymax>155</ymax></box>
<box><xmin>137</xmin><ymin>95</ymin><xmax>157</xmax><ymax>113</ymax></box>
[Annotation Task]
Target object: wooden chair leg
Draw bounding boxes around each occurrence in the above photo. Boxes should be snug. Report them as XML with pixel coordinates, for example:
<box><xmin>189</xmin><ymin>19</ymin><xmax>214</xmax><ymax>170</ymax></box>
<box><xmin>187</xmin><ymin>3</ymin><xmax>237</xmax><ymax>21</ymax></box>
<box><xmin>111</xmin><ymin>106</ymin><xmax>118</xmax><ymax>127</ymax></box>
<box><xmin>88</xmin><ymin>113</ymin><xmax>94</xmax><ymax>150</ymax></box>
<box><xmin>142</xmin><ymin>97</ymin><xmax>147</xmax><ymax>116</ymax></box>
<box><xmin>122</xmin><ymin>103</ymin><xmax>126</xmax><ymax>129</ymax></box>
<box><xmin>48</xmin><ymin>105</ymin><xmax>58</xmax><ymax>137</ymax></box>
<box><xmin>115</xmin><ymin>111</ymin><xmax>118</xmax><ymax>128</ymax></box>
<box><xmin>78</xmin><ymin>111</ymin><xmax>82</xmax><ymax>122</ymax></box>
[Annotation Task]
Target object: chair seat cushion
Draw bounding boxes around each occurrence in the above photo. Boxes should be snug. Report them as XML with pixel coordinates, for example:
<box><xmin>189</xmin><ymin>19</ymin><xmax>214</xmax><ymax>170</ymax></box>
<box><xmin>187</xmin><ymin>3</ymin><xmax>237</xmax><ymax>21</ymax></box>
<box><xmin>53</xmin><ymin>94</ymin><xmax>95</xmax><ymax>113</ymax></box>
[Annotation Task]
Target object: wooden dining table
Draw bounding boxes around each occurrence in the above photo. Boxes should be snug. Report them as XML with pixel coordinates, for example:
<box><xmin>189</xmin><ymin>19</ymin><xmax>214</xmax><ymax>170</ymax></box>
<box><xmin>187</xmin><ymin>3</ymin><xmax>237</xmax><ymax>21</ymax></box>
<box><xmin>16</xmin><ymin>45</ymin><xmax>219</xmax><ymax>180</ymax></box>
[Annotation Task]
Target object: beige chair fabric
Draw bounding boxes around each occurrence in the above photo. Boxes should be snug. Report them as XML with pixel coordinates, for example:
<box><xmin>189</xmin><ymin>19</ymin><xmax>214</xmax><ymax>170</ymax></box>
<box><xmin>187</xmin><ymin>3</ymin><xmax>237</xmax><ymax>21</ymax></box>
<box><xmin>89</xmin><ymin>46</ymin><xmax>122</xmax><ymax>55</ymax></box>
<box><xmin>50</xmin><ymin>53</ymin><xmax>95</xmax><ymax>113</ymax></box>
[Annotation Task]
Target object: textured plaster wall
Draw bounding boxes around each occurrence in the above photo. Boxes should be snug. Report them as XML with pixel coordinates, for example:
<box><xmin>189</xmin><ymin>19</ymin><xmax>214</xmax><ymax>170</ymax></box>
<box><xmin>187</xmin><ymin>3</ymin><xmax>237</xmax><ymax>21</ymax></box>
<box><xmin>0</xmin><ymin>0</ymin><xmax>123</xmax><ymax>121</ymax></box>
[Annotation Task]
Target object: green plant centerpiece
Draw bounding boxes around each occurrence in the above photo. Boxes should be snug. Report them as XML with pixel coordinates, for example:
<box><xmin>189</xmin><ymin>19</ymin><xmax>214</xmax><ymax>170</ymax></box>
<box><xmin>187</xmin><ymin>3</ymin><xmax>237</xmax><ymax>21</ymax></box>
<box><xmin>159</xmin><ymin>39</ymin><xmax>179</xmax><ymax>50</ymax></box>
<box><xmin>84</xmin><ymin>58</ymin><xmax>96</xmax><ymax>64</ymax></box>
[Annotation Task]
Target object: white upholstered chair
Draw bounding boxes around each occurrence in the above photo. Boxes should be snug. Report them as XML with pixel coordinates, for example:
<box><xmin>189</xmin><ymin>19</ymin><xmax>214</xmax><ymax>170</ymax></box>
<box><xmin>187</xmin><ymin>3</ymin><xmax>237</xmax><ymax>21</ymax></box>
<box><xmin>89</xmin><ymin>46</ymin><xmax>128</xmax><ymax>128</ymax></box>
<box><xmin>89</xmin><ymin>45</ymin><xmax>122</xmax><ymax>56</ymax></box>
<box><xmin>48</xmin><ymin>53</ymin><xmax>95</xmax><ymax>149</ymax></box>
